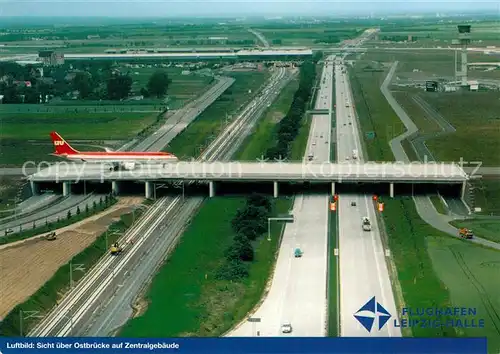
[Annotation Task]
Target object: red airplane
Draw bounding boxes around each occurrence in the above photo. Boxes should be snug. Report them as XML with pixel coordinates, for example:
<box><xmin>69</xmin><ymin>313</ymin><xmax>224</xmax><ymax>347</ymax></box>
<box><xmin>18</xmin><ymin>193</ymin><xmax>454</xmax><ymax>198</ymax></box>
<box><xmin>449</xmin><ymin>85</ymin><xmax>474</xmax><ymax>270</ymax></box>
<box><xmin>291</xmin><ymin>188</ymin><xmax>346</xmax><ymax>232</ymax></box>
<box><xmin>50</xmin><ymin>131</ymin><xmax>177</xmax><ymax>170</ymax></box>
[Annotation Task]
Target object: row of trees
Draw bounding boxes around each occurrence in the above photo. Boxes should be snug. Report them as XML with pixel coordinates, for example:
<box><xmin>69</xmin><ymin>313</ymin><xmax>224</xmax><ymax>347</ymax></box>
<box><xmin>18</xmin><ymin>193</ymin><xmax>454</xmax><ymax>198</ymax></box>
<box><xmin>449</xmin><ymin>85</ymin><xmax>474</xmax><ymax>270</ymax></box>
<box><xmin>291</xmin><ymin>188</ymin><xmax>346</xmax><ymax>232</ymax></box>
<box><xmin>215</xmin><ymin>194</ymin><xmax>273</xmax><ymax>281</ymax></box>
<box><xmin>265</xmin><ymin>60</ymin><xmax>316</xmax><ymax>160</ymax></box>
<box><xmin>0</xmin><ymin>61</ymin><xmax>172</xmax><ymax>103</ymax></box>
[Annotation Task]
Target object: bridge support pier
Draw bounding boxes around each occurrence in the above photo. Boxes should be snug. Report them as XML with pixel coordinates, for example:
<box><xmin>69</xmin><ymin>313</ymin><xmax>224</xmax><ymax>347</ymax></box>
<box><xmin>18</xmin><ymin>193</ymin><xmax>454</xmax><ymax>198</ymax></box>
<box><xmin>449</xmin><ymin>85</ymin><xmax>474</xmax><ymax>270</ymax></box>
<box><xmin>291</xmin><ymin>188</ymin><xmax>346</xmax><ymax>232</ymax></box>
<box><xmin>209</xmin><ymin>181</ymin><xmax>215</xmax><ymax>198</ymax></box>
<box><xmin>111</xmin><ymin>181</ymin><xmax>119</xmax><ymax>196</ymax></box>
<box><xmin>145</xmin><ymin>181</ymin><xmax>153</xmax><ymax>199</ymax></box>
<box><xmin>273</xmin><ymin>181</ymin><xmax>278</xmax><ymax>198</ymax></box>
<box><xmin>63</xmin><ymin>182</ymin><xmax>71</xmax><ymax>197</ymax></box>
<box><xmin>461</xmin><ymin>181</ymin><xmax>466</xmax><ymax>200</ymax></box>
<box><xmin>331</xmin><ymin>182</ymin><xmax>335</xmax><ymax>196</ymax></box>
<box><xmin>30</xmin><ymin>180</ymin><xmax>39</xmax><ymax>196</ymax></box>
<box><xmin>389</xmin><ymin>183</ymin><xmax>394</xmax><ymax>198</ymax></box>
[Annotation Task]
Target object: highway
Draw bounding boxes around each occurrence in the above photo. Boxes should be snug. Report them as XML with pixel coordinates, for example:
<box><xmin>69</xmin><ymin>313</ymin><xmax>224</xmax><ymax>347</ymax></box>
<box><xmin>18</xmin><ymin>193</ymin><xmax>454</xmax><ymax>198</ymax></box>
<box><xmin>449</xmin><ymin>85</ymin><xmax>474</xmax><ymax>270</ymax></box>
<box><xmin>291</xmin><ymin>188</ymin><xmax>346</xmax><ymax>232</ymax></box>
<box><xmin>335</xmin><ymin>58</ymin><xmax>401</xmax><ymax>337</ymax></box>
<box><xmin>28</xmin><ymin>66</ymin><xmax>295</xmax><ymax>337</ymax></box>
<box><xmin>248</xmin><ymin>29</ymin><xmax>270</xmax><ymax>48</ymax></box>
<box><xmin>131</xmin><ymin>75</ymin><xmax>235</xmax><ymax>152</ymax></box>
<box><xmin>229</xmin><ymin>56</ymin><xmax>335</xmax><ymax>337</ymax></box>
<box><xmin>0</xmin><ymin>194</ymin><xmax>103</xmax><ymax>236</ymax></box>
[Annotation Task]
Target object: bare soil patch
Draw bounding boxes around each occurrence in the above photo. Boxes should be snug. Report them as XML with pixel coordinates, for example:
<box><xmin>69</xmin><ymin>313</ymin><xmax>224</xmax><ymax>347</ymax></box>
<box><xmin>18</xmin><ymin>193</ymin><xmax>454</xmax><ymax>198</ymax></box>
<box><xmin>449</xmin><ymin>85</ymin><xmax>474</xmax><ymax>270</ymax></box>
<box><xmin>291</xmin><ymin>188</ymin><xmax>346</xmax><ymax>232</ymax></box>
<box><xmin>0</xmin><ymin>197</ymin><xmax>143</xmax><ymax>318</ymax></box>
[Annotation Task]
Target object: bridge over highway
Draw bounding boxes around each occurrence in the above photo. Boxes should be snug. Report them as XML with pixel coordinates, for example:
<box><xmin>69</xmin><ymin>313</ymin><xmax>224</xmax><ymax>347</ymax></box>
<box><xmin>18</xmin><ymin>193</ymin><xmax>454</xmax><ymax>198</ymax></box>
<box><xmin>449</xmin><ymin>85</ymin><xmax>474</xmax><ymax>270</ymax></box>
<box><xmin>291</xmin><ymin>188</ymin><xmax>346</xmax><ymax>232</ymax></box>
<box><xmin>29</xmin><ymin>161</ymin><xmax>468</xmax><ymax>199</ymax></box>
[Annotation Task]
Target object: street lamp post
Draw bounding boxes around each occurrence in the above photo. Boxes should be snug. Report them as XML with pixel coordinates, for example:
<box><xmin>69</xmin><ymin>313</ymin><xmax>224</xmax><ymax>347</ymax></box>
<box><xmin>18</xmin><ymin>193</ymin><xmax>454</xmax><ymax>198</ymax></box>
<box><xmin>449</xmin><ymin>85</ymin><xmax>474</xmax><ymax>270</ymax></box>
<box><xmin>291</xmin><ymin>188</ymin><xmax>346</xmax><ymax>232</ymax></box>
<box><xmin>267</xmin><ymin>216</ymin><xmax>294</xmax><ymax>242</ymax></box>
<box><xmin>247</xmin><ymin>317</ymin><xmax>261</xmax><ymax>337</ymax></box>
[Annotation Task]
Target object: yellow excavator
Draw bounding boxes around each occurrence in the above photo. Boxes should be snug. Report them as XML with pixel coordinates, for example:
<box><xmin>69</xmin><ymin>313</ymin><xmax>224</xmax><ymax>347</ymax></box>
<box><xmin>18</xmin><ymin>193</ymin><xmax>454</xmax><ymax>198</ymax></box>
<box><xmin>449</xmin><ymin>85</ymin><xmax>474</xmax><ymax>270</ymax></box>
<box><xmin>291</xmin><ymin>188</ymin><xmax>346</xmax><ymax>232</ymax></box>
<box><xmin>459</xmin><ymin>228</ymin><xmax>473</xmax><ymax>239</ymax></box>
<box><xmin>110</xmin><ymin>242</ymin><xmax>123</xmax><ymax>255</ymax></box>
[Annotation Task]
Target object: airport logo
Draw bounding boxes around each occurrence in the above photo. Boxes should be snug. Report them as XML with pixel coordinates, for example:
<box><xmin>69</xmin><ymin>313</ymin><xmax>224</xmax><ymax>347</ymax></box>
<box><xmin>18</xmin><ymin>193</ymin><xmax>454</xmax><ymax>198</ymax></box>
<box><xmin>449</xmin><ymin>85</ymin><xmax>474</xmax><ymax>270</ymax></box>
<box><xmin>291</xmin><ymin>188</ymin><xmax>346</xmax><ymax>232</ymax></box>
<box><xmin>354</xmin><ymin>296</ymin><xmax>391</xmax><ymax>332</ymax></box>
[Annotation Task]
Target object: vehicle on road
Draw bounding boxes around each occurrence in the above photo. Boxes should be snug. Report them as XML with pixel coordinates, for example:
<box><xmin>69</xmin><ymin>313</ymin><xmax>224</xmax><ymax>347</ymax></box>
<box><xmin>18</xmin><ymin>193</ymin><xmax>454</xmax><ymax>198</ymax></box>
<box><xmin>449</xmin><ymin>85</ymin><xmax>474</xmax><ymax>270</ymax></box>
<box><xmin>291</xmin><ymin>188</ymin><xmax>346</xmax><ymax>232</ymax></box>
<box><xmin>351</xmin><ymin>201</ymin><xmax>356</xmax><ymax>206</ymax></box>
<box><xmin>294</xmin><ymin>248</ymin><xmax>303</xmax><ymax>257</ymax></box>
<box><xmin>50</xmin><ymin>131</ymin><xmax>178</xmax><ymax>171</ymax></box>
<box><xmin>45</xmin><ymin>232</ymin><xmax>57</xmax><ymax>241</ymax></box>
<box><xmin>362</xmin><ymin>217</ymin><xmax>372</xmax><ymax>231</ymax></box>
<box><xmin>459</xmin><ymin>228</ymin><xmax>473</xmax><ymax>239</ymax></box>
<box><xmin>110</xmin><ymin>243</ymin><xmax>123</xmax><ymax>255</ymax></box>
<box><xmin>352</xmin><ymin>149</ymin><xmax>358</xmax><ymax>160</ymax></box>
<box><xmin>281</xmin><ymin>323</ymin><xmax>293</xmax><ymax>333</ymax></box>
<box><xmin>308</xmin><ymin>153</ymin><xmax>314</xmax><ymax>161</ymax></box>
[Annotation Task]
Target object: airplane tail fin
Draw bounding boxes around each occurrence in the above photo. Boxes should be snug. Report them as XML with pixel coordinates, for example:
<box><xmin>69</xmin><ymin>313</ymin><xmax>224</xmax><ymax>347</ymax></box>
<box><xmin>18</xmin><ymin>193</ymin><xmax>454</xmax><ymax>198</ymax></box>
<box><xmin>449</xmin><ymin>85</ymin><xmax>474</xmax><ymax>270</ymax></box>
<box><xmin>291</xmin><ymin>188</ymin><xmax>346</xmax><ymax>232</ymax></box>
<box><xmin>50</xmin><ymin>131</ymin><xmax>79</xmax><ymax>155</ymax></box>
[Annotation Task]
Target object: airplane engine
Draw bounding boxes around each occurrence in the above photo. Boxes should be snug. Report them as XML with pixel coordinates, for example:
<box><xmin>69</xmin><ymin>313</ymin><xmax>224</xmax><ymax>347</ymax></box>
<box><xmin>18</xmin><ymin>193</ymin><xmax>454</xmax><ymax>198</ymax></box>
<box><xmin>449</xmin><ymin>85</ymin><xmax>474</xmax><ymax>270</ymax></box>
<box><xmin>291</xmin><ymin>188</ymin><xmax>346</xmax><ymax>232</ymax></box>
<box><xmin>122</xmin><ymin>162</ymin><xmax>136</xmax><ymax>170</ymax></box>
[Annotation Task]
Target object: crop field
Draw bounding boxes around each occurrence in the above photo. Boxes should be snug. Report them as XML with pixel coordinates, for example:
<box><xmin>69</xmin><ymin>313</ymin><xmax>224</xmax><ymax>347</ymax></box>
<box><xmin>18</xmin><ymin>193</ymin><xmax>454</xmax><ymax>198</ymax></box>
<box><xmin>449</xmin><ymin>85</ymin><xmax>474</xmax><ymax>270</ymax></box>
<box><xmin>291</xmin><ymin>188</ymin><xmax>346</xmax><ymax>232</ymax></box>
<box><xmin>166</xmin><ymin>70</ymin><xmax>270</xmax><ymax>159</ymax></box>
<box><xmin>383</xmin><ymin>197</ymin><xmax>500</xmax><ymax>353</ymax></box>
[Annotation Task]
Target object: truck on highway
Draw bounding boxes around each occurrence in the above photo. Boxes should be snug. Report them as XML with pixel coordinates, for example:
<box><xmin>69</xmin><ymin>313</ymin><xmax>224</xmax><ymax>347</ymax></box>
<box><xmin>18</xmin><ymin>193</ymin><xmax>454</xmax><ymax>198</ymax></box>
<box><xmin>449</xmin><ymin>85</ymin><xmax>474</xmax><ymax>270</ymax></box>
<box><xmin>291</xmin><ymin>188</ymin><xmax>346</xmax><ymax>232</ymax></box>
<box><xmin>459</xmin><ymin>228</ymin><xmax>473</xmax><ymax>239</ymax></box>
<box><xmin>362</xmin><ymin>217</ymin><xmax>372</xmax><ymax>231</ymax></box>
<box><xmin>352</xmin><ymin>149</ymin><xmax>358</xmax><ymax>160</ymax></box>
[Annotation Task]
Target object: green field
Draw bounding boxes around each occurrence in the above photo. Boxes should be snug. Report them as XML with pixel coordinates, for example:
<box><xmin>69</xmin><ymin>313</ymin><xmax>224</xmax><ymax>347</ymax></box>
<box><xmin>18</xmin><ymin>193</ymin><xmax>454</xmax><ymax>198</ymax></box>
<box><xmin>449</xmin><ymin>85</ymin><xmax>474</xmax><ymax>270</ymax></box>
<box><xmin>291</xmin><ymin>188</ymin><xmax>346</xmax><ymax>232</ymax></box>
<box><xmin>327</xmin><ymin>206</ymin><xmax>338</xmax><ymax>336</ymax></box>
<box><xmin>0</xmin><ymin>111</ymin><xmax>158</xmax><ymax>166</ymax></box>
<box><xmin>469</xmin><ymin>179</ymin><xmax>500</xmax><ymax>215</ymax></box>
<box><xmin>166</xmin><ymin>70</ymin><xmax>270</xmax><ymax>159</ymax></box>
<box><xmin>255</xmin><ymin>24</ymin><xmax>362</xmax><ymax>46</ymax></box>
<box><xmin>421</xmin><ymin>91</ymin><xmax>500</xmax><ymax>166</ymax></box>
<box><xmin>235</xmin><ymin>76</ymin><xmax>299</xmax><ymax>161</ymax></box>
<box><xmin>119</xmin><ymin>197</ymin><xmax>292</xmax><ymax>337</ymax></box>
<box><xmin>377</xmin><ymin>21</ymin><xmax>500</xmax><ymax>46</ymax></box>
<box><xmin>383</xmin><ymin>197</ymin><xmax>500</xmax><ymax>353</ymax></box>
<box><xmin>430</xmin><ymin>195</ymin><xmax>448</xmax><ymax>215</ymax></box>
<box><xmin>450</xmin><ymin>219</ymin><xmax>500</xmax><ymax>244</ymax></box>
<box><xmin>350</xmin><ymin>65</ymin><xmax>403</xmax><ymax>161</ymax></box>
<box><xmin>122</xmin><ymin>66</ymin><xmax>214</xmax><ymax>104</ymax></box>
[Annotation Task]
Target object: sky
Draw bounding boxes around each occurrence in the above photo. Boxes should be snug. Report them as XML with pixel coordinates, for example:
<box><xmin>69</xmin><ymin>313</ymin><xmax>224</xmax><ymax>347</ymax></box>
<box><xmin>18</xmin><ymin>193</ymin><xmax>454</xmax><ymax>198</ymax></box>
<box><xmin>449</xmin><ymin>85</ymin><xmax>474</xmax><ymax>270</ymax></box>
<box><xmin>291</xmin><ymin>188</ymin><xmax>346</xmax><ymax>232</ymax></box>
<box><xmin>0</xmin><ymin>0</ymin><xmax>498</xmax><ymax>17</ymax></box>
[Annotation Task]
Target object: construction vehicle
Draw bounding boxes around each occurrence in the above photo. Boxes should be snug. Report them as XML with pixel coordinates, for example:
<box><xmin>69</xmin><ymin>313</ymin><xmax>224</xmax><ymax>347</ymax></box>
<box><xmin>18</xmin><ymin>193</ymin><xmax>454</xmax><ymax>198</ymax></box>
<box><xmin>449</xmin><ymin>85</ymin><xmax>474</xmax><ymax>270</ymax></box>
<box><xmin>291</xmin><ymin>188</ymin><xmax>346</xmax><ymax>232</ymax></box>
<box><xmin>459</xmin><ymin>228</ymin><xmax>473</xmax><ymax>239</ymax></box>
<box><xmin>110</xmin><ymin>242</ymin><xmax>123</xmax><ymax>255</ymax></box>
<box><xmin>45</xmin><ymin>232</ymin><xmax>57</xmax><ymax>241</ymax></box>
<box><xmin>362</xmin><ymin>217</ymin><xmax>372</xmax><ymax>231</ymax></box>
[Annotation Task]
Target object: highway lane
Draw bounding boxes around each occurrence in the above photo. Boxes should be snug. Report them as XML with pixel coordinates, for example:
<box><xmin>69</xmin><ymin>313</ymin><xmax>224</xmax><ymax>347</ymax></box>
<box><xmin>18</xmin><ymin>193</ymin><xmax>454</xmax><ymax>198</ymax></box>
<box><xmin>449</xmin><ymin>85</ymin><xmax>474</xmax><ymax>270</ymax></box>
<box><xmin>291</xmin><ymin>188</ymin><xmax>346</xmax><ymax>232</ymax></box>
<box><xmin>0</xmin><ymin>194</ymin><xmax>104</xmax><ymax>236</ymax></box>
<box><xmin>28</xmin><ymin>67</ymin><xmax>293</xmax><ymax>337</ymax></box>
<box><xmin>229</xmin><ymin>56</ymin><xmax>335</xmax><ymax>337</ymax></box>
<box><xmin>335</xmin><ymin>58</ymin><xmax>401</xmax><ymax>337</ymax></box>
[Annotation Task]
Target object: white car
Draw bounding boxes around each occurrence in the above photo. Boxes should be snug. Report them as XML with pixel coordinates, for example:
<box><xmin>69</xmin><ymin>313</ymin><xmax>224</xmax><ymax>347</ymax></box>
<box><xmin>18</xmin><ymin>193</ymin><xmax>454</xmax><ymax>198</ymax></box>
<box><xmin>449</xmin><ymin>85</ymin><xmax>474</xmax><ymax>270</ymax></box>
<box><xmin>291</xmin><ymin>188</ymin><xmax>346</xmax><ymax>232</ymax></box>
<box><xmin>281</xmin><ymin>323</ymin><xmax>293</xmax><ymax>333</ymax></box>
<box><xmin>345</xmin><ymin>156</ymin><xmax>350</xmax><ymax>160</ymax></box>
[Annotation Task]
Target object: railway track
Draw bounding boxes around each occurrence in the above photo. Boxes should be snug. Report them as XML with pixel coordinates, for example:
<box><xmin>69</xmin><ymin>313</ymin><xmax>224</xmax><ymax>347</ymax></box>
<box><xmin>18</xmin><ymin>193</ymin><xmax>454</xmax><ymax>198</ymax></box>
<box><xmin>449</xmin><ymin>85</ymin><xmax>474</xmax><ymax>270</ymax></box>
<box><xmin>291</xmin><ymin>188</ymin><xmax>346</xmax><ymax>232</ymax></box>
<box><xmin>28</xmin><ymin>67</ymin><xmax>292</xmax><ymax>336</ymax></box>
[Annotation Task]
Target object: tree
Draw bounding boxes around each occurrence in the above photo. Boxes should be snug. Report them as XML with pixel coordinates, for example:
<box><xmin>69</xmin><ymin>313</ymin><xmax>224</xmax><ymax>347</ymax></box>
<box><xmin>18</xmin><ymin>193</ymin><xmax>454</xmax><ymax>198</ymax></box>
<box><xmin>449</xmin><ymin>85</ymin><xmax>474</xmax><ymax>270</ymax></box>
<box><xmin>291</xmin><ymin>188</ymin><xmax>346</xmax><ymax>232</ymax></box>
<box><xmin>105</xmin><ymin>195</ymin><xmax>109</xmax><ymax>205</ymax></box>
<box><xmin>72</xmin><ymin>72</ymin><xmax>93</xmax><ymax>99</ymax></box>
<box><xmin>76</xmin><ymin>206</ymin><xmax>81</xmax><ymax>215</ymax></box>
<box><xmin>107</xmin><ymin>73</ymin><xmax>132</xmax><ymax>100</ymax></box>
<box><xmin>85</xmin><ymin>204</ymin><xmax>89</xmax><ymax>214</ymax></box>
<box><xmin>32</xmin><ymin>221</ymin><xmax>36</xmax><ymax>229</ymax></box>
<box><xmin>247</xmin><ymin>194</ymin><xmax>272</xmax><ymax>213</ymax></box>
<box><xmin>215</xmin><ymin>259</ymin><xmax>249</xmax><ymax>281</ymax></box>
<box><xmin>147</xmin><ymin>70</ymin><xmax>171</xmax><ymax>98</ymax></box>
<box><xmin>93</xmin><ymin>200</ymin><xmax>97</xmax><ymax>210</ymax></box>
<box><xmin>99</xmin><ymin>196</ymin><xmax>103</xmax><ymax>206</ymax></box>
<box><xmin>225</xmin><ymin>236</ymin><xmax>254</xmax><ymax>262</ymax></box>
<box><xmin>67</xmin><ymin>210</ymin><xmax>72</xmax><ymax>220</ymax></box>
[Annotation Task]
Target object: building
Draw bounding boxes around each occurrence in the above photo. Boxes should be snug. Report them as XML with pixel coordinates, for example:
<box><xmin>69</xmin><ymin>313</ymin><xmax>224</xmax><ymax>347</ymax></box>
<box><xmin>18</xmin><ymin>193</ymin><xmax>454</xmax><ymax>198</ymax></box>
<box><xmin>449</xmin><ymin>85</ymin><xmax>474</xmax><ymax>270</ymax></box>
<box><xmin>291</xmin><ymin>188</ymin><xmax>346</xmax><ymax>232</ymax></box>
<box><xmin>38</xmin><ymin>50</ymin><xmax>64</xmax><ymax>66</ymax></box>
